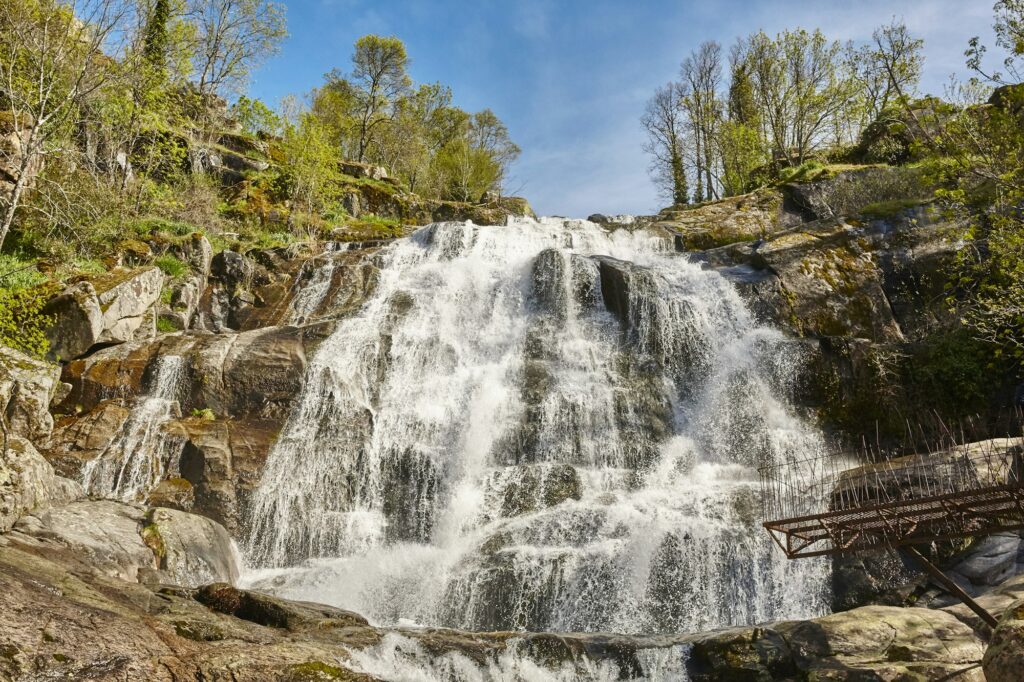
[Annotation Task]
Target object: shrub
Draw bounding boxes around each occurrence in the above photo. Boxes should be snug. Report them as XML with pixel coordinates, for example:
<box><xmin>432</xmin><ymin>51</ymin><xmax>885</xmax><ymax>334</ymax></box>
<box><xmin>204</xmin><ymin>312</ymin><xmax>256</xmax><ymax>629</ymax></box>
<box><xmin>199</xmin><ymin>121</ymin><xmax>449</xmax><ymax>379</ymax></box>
<box><xmin>191</xmin><ymin>408</ymin><xmax>216</xmax><ymax>421</ymax></box>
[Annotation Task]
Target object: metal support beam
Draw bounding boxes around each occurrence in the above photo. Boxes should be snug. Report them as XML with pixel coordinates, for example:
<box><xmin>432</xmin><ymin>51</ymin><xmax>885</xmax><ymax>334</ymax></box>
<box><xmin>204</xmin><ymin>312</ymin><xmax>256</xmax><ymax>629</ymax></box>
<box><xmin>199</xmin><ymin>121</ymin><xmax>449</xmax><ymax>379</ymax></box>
<box><xmin>904</xmin><ymin>546</ymin><xmax>998</xmax><ymax>629</ymax></box>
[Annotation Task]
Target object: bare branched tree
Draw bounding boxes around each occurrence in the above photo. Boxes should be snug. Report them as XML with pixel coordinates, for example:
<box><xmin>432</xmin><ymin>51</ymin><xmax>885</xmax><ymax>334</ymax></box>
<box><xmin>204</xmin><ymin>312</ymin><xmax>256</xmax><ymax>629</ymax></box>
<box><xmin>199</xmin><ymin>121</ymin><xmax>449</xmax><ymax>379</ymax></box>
<box><xmin>681</xmin><ymin>41</ymin><xmax>723</xmax><ymax>201</ymax></box>
<box><xmin>188</xmin><ymin>0</ymin><xmax>286</xmax><ymax>101</ymax></box>
<box><xmin>0</xmin><ymin>0</ymin><xmax>131</xmax><ymax>250</ymax></box>
<box><xmin>641</xmin><ymin>81</ymin><xmax>689</xmax><ymax>206</ymax></box>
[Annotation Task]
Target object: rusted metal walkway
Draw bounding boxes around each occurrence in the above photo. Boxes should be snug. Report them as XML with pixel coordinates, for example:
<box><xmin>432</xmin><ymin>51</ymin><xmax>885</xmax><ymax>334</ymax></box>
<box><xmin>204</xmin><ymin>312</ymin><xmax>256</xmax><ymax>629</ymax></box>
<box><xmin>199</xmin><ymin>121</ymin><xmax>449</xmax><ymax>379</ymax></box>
<box><xmin>759</xmin><ymin>437</ymin><xmax>1024</xmax><ymax>628</ymax></box>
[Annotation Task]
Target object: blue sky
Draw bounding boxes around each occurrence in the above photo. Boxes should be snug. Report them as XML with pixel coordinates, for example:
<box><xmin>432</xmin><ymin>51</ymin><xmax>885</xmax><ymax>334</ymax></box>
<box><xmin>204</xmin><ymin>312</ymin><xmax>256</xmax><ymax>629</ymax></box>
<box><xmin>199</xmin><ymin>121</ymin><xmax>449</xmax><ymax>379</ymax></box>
<box><xmin>248</xmin><ymin>0</ymin><xmax>1000</xmax><ymax>218</ymax></box>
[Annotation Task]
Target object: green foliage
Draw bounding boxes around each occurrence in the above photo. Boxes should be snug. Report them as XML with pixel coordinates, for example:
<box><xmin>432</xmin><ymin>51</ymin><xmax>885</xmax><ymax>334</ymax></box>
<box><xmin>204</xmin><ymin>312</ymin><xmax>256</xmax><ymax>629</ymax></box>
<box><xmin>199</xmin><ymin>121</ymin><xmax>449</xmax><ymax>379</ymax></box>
<box><xmin>190</xmin><ymin>0</ymin><xmax>288</xmax><ymax>99</ymax></box>
<box><xmin>859</xmin><ymin>198</ymin><xmax>926</xmax><ymax>218</ymax></box>
<box><xmin>0</xmin><ymin>252</ymin><xmax>49</xmax><ymax>291</ymax></box>
<box><xmin>909</xmin><ymin>329</ymin><xmax>1003</xmax><ymax>414</ymax></box>
<box><xmin>154</xmin><ymin>254</ymin><xmax>187</xmax><ymax>278</ymax></box>
<box><xmin>0</xmin><ymin>281</ymin><xmax>57</xmax><ymax>359</ymax></box>
<box><xmin>231</xmin><ymin>96</ymin><xmax>281</xmax><ymax>136</ymax></box>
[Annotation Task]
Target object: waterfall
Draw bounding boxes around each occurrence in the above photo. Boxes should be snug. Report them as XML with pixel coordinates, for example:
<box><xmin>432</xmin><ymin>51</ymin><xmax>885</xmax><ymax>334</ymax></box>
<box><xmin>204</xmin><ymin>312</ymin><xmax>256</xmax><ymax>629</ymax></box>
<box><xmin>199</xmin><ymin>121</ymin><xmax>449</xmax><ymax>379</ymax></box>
<box><xmin>82</xmin><ymin>354</ymin><xmax>186</xmax><ymax>501</ymax></box>
<box><xmin>243</xmin><ymin>218</ymin><xmax>830</xmax><ymax>634</ymax></box>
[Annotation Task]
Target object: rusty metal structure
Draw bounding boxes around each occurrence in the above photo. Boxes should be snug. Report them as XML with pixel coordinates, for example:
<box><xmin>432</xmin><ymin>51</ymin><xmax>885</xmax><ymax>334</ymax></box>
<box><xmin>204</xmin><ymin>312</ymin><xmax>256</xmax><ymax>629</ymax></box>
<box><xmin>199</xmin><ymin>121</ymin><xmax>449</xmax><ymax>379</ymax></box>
<box><xmin>760</xmin><ymin>434</ymin><xmax>1024</xmax><ymax>628</ymax></box>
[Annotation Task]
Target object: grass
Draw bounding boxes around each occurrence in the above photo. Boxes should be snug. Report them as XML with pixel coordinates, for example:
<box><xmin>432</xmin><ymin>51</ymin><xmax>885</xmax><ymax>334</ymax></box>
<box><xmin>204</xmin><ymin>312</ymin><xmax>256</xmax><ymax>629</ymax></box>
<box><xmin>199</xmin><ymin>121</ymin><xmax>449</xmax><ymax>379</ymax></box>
<box><xmin>778</xmin><ymin>161</ymin><xmax>886</xmax><ymax>184</ymax></box>
<box><xmin>154</xmin><ymin>254</ymin><xmax>188</xmax><ymax>278</ymax></box>
<box><xmin>336</xmin><ymin>214</ymin><xmax>407</xmax><ymax>242</ymax></box>
<box><xmin>132</xmin><ymin>217</ymin><xmax>201</xmax><ymax>239</ymax></box>
<box><xmin>156</xmin><ymin>317</ymin><xmax>179</xmax><ymax>333</ymax></box>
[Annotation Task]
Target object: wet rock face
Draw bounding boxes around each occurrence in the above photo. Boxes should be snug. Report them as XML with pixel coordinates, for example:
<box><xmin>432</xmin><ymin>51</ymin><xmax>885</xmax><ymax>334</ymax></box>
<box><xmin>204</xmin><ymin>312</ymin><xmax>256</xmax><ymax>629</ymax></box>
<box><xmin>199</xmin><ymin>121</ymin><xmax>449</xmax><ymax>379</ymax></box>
<box><xmin>10</xmin><ymin>499</ymin><xmax>238</xmax><ymax>587</ymax></box>
<box><xmin>148</xmin><ymin>506</ymin><xmax>240</xmax><ymax>586</ymax></box>
<box><xmin>688</xmin><ymin>606</ymin><xmax>986</xmax><ymax>681</ymax></box>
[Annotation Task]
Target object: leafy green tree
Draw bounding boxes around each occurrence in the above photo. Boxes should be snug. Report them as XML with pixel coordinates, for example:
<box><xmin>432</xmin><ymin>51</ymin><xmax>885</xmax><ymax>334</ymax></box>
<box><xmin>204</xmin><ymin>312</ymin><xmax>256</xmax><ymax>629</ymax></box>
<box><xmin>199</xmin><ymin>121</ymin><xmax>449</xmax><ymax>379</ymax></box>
<box><xmin>681</xmin><ymin>41</ymin><xmax>723</xmax><ymax>201</ymax></box>
<box><xmin>744</xmin><ymin>29</ymin><xmax>856</xmax><ymax>166</ymax></box>
<box><xmin>431</xmin><ymin>110</ymin><xmax>520</xmax><ymax>202</ymax></box>
<box><xmin>948</xmin><ymin>2</ymin><xmax>1024</xmax><ymax>363</ymax></box>
<box><xmin>967</xmin><ymin>0</ymin><xmax>1024</xmax><ymax>83</ymax></box>
<box><xmin>231</xmin><ymin>96</ymin><xmax>281</xmax><ymax>136</ymax></box>
<box><xmin>350</xmin><ymin>35</ymin><xmax>411</xmax><ymax>163</ymax></box>
<box><xmin>278</xmin><ymin>96</ymin><xmax>340</xmax><ymax>224</ymax></box>
<box><xmin>847</xmin><ymin>20</ymin><xmax>924</xmax><ymax>129</ymax></box>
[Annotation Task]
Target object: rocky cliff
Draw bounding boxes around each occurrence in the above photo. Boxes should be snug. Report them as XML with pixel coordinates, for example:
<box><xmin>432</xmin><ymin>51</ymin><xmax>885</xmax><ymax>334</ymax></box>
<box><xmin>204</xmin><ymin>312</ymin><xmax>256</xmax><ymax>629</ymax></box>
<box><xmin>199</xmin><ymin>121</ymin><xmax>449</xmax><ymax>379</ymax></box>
<box><xmin>2</xmin><ymin>168</ymin><xmax>1023</xmax><ymax>679</ymax></box>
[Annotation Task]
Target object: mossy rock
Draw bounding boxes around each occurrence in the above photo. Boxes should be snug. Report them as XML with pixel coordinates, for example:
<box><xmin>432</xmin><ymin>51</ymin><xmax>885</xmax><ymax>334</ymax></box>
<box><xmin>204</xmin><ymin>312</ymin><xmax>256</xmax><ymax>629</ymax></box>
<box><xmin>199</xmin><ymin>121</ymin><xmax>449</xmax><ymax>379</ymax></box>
<box><xmin>284</xmin><ymin>661</ymin><xmax>375</xmax><ymax>681</ymax></box>
<box><xmin>173</xmin><ymin>619</ymin><xmax>224</xmax><ymax>642</ymax></box>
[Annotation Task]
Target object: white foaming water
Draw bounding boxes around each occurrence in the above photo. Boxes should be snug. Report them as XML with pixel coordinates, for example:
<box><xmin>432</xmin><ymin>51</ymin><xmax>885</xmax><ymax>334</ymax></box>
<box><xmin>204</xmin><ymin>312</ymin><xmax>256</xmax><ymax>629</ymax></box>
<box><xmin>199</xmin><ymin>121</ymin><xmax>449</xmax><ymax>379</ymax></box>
<box><xmin>82</xmin><ymin>354</ymin><xmax>186</xmax><ymax>501</ymax></box>
<box><xmin>340</xmin><ymin>633</ymin><xmax>689</xmax><ymax>682</ymax></box>
<box><xmin>242</xmin><ymin>217</ymin><xmax>831</xmax><ymax>636</ymax></box>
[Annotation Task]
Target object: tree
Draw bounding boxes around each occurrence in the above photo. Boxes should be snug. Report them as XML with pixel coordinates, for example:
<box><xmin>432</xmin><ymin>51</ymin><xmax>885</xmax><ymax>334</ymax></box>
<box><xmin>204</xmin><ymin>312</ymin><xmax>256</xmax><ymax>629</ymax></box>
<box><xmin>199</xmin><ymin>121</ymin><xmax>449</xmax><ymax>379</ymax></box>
<box><xmin>952</xmin><ymin>1</ymin><xmax>1024</xmax><ymax>363</ymax></box>
<box><xmin>641</xmin><ymin>82</ymin><xmax>689</xmax><ymax>205</ymax></box>
<box><xmin>431</xmin><ymin>109</ymin><xmax>520</xmax><ymax>202</ymax></box>
<box><xmin>743</xmin><ymin>29</ymin><xmax>856</xmax><ymax>166</ymax></box>
<box><xmin>967</xmin><ymin>0</ymin><xmax>1024</xmax><ymax>84</ymax></box>
<box><xmin>350</xmin><ymin>35</ymin><xmax>410</xmax><ymax>163</ymax></box>
<box><xmin>681</xmin><ymin>41</ymin><xmax>723</xmax><ymax>201</ymax></box>
<box><xmin>231</xmin><ymin>95</ymin><xmax>281</xmax><ymax>136</ymax></box>
<box><xmin>0</xmin><ymin>0</ymin><xmax>131</xmax><ymax>251</ymax></box>
<box><xmin>721</xmin><ymin>43</ymin><xmax>768</xmax><ymax>196</ymax></box>
<box><xmin>846</xmin><ymin>20</ymin><xmax>923</xmax><ymax>131</ymax></box>
<box><xmin>373</xmin><ymin>82</ymin><xmax>458</xmax><ymax>193</ymax></box>
<box><xmin>188</xmin><ymin>0</ymin><xmax>286</xmax><ymax>100</ymax></box>
<box><xmin>278</xmin><ymin>96</ymin><xmax>339</xmax><ymax>224</ymax></box>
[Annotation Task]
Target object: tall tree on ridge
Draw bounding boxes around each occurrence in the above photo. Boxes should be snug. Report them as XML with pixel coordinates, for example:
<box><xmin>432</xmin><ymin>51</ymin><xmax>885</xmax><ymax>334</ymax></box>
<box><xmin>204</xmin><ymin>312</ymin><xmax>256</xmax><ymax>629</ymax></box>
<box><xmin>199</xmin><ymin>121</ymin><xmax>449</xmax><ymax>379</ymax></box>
<box><xmin>350</xmin><ymin>35</ymin><xmax>411</xmax><ymax>164</ymax></box>
<box><xmin>681</xmin><ymin>41</ymin><xmax>723</xmax><ymax>201</ymax></box>
<box><xmin>641</xmin><ymin>82</ymin><xmax>690</xmax><ymax>206</ymax></box>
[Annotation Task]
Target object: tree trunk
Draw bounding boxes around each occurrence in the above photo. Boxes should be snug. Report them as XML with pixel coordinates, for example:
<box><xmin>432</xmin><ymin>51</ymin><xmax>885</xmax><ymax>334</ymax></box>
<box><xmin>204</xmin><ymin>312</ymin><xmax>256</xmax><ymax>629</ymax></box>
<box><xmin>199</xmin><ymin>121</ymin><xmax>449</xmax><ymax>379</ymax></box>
<box><xmin>0</xmin><ymin>164</ymin><xmax>30</xmax><ymax>252</ymax></box>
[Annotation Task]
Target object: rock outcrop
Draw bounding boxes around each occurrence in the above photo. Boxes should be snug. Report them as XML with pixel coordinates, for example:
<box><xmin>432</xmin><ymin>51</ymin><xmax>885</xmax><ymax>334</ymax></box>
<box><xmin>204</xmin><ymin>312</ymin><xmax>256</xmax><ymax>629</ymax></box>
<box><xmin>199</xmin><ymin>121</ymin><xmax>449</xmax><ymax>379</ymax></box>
<box><xmin>0</xmin><ymin>436</ymin><xmax>81</xmax><ymax>532</ymax></box>
<box><xmin>0</xmin><ymin>515</ymin><xmax>1010</xmax><ymax>680</ymax></box>
<box><xmin>44</xmin><ymin>267</ymin><xmax>165</xmax><ymax>361</ymax></box>
<box><xmin>0</xmin><ymin>345</ymin><xmax>63</xmax><ymax>441</ymax></box>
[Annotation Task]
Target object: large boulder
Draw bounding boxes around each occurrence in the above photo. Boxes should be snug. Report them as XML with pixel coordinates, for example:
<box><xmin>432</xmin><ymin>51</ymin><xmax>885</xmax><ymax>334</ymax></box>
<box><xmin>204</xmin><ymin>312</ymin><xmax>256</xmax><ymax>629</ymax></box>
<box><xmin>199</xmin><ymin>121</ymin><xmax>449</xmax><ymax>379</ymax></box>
<box><xmin>95</xmin><ymin>267</ymin><xmax>165</xmax><ymax>344</ymax></box>
<box><xmin>146</xmin><ymin>506</ymin><xmax>240</xmax><ymax>587</ymax></box>
<box><xmin>41</xmin><ymin>281</ymin><xmax>104</xmax><ymax>362</ymax></box>
<box><xmin>12</xmin><ymin>500</ymin><xmax>157</xmax><ymax>582</ymax></box>
<box><xmin>687</xmin><ymin>605</ymin><xmax>985</xmax><ymax>681</ymax></box>
<box><xmin>984</xmin><ymin>600</ymin><xmax>1024</xmax><ymax>682</ymax></box>
<box><xmin>44</xmin><ymin>267</ymin><xmax>165</xmax><ymax>361</ymax></box>
<box><xmin>11</xmin><ymin>499</ymin><xmax>238</xmax><ymax>587</ymax></box>
<box><xmin>0</xmin><ymin>345</ymin><xmax>63</xmax><ymax>441</ymax></box>
<box><xmin>0</xmin><ymin>436</ymin><xmax>81</xmax><ymax>532</ymax></box>
<box><xmin>655</xmin><ymin>188</ymin><xmax>792</xmax><ymax>250</ymax></box>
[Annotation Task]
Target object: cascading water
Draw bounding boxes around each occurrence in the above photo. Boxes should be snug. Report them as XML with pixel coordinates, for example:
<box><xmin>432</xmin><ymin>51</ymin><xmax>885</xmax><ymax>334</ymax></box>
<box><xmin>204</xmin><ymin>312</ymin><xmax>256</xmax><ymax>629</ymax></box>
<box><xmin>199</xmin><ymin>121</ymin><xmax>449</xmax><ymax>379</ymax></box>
<box><xmin>242</xmin><ymin>217</ymin><xmax>831</xmax><ymax>636</ymax></box>
<box><xmin>287</xmin><ymin>242</ymin><xmax>351</xmax><ymax>325</ymax></box>
<box><xmin>82</xmin><ymin>354</ymin><xmax>186</xmax><ymax>501</ymax></box>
